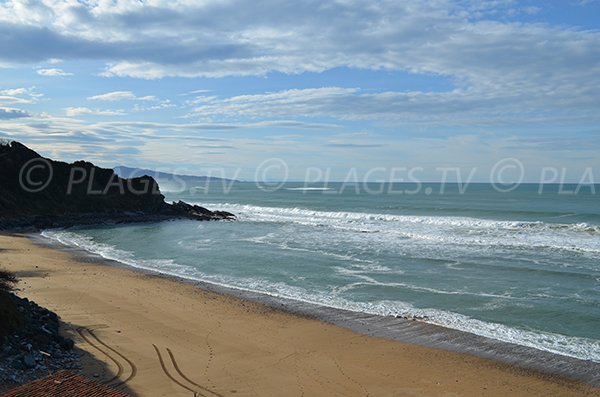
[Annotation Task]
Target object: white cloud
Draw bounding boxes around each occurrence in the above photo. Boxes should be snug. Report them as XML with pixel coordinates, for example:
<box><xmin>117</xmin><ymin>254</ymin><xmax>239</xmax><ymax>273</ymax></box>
<box><xmin>188</xmin><ymin>96</ymin><xmax>218</xmax><ymax>105</ymax></box>
<box><xmin>182</xmin><ymin>89</ymin><xmax>212</xmax><ymax>96</ymax></box>
<box><xmin>0</xmin><ymin>87</ymin><xmax>42</xmax><ymax>105</ymax></box>
<box><xmin>0</xmin><ymin>88</ymin><xmax>27</xmax><ymax>96</ymax></box>
<box><xmin>137</xmin><ymin>95</ymin><xmax>157</xmax><ymax>101</ymax></box>
<box><xmin>88</xmin><ymin>91</ymin><xmax>137</xmax><ymax>101</ymax></box>
<box><xmin>64</xmin><ymin>107</ymin><xmax>126</xmax><ymax>116</ymax></box>
<box><xmin>36</xmin><ymin>68</ymin><xmax>72</xmax><ymax>76</ymax></box>
<box><xmin>191</xmin><ymin>86</ymin><xmax>600</xmax><ymax>125</ymax></box>
<box><xmin>192</xmin><ymin>87</ymin><xmax>359</xmax><ymax>119</ymax></box>
<box><xmin>132</xmin><ymin>100</ymin><xmax>175</xmax><ymax>112</ymax></box>
<box><xmin>0</xmin><ymin>107</ymin><xmax>30</xmax><ymax>119</ymax></box>
<box><xmin>88</xmin><ymin>91</ymin><xmax>156</xmax><ymax>101</ymax></box>
<box><xmin>0</xmin><ymin>95</ymin><xmax>31</xmax><ymax>105</ymax></box>
<box><xmin>100</xmin><ymin>60</ymin><xmax>277</xmax><ymax>79</ymax></box>
<box><xmin>0</xmin><ymin>116</ymin><xmax>338</xmax><ymax>145</ymax></box>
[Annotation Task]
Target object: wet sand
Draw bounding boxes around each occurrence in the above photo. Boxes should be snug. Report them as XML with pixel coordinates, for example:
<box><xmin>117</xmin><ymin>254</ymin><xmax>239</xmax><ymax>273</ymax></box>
<box><xmin>1</xmin><ymin>233</ymin><xmax>598</xmax><ymax>397</ymax></box>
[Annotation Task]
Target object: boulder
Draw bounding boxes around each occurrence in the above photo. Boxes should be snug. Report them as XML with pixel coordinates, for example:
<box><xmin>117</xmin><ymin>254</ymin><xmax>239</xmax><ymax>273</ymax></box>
<box><xmin>22</xmin><ymin>354</ymin><xmax>36</xmax><ymax>369</ymax></box>
<box><xmin>59</xmin><ymin>338</ymin><xmax>74</xmax><ymax>351</ymax></box>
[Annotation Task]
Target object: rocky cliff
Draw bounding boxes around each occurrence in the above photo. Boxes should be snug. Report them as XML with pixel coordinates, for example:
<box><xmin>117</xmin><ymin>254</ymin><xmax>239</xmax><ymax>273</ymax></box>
<box><xmin>0</xmin><ymin>141</ymin><xmax>234</xmax><ymax>229</ymax></box>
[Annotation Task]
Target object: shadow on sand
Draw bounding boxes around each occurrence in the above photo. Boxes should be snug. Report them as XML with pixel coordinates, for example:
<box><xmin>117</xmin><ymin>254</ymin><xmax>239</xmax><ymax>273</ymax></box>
<box><xmin>61</xmin><ymin>320</ymin><xmax>139</xmax><ymax>397</ymax></box>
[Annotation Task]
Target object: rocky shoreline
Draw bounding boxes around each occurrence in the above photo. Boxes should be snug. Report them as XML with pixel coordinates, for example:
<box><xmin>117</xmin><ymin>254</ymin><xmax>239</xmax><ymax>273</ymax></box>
<box><xmin>0</xmin><ymin>205</ymin><xmax>235</xmax><ymax>231</ymax></box>
<box><xmin>0</xmin><ymin>294</ymin><xmax>80</xmax><ymax>392</ymax></box>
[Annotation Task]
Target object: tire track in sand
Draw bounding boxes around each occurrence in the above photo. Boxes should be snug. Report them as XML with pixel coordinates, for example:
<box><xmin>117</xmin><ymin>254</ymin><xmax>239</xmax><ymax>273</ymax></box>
<box><xmin>153</xmin><ymin>344</ymin><xmax>199</xmax><ymax>394</ymax></box>
<box><xmin>166</xmin><ymin>348</ymin><xmax>223</xmax><ymax>397</ymax></box>
<box><xmin>76</xmin><ymin>327</ymin><xmax>137</xmax><ymax>386</ymax></box>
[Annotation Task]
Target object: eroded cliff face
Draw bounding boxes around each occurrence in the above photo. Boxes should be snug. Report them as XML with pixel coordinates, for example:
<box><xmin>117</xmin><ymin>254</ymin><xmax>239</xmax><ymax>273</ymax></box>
<box><xmin>0</xmin><ymin>141</ymin><xmax>234</xmax><ymax>229</ymax></box>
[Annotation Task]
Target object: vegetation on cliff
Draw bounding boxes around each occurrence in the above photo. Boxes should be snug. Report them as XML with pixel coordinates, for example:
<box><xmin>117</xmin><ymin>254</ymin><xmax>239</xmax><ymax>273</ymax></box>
<box><xmin>0</xmin><ymin>269</ymin><xmax>20</xmax><ymax>342</ymax></box>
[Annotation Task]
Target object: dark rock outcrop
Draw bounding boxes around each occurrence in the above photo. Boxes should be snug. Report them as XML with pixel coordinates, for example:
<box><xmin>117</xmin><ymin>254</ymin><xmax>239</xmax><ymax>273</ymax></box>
<box><xmin>169</xmin><ymin>201</ymin><xmax>235</xmax><ymax>221</ymax></box>
<box><xmin>0</xmin><ymin>141</ymin><xmax>234</xmax><ymax>229</ymax></box>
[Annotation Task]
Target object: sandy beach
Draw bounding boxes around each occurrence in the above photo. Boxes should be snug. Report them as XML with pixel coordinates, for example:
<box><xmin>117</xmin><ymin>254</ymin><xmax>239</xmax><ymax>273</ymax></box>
<box><xmin>1</xmin><ymin>233</ymin><xmax>598</xmax><ymax>397</ymax></box>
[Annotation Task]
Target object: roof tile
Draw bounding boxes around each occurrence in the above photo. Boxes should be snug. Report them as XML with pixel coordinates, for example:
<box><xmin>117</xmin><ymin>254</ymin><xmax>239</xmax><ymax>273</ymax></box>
<box><xmin>0</xmin><ymin>370</ymin><xmax>130</xmax><ymax>397</ymax></box>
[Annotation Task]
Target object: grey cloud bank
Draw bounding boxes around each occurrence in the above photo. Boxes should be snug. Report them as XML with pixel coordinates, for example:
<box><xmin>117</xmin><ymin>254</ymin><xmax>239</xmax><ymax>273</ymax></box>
<box><xmin>1</xmin><ymin>1</ymin><xmax>598</xmax><ymax>125</ymax></box>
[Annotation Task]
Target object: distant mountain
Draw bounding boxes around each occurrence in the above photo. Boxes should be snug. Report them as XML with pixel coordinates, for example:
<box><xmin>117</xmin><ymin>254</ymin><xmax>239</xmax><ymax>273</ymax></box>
<box><xmin>113</xmin><ymin>166</ymin><xmax>236</xmax><ymax>183</ymax></box>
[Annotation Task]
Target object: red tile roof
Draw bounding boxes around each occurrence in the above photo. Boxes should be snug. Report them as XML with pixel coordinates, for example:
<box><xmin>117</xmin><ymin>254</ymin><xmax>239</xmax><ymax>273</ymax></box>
<box><xmin>0</xmin><ymin>370</ymin><xmax>130</xmax><ymax>397</ymax></box>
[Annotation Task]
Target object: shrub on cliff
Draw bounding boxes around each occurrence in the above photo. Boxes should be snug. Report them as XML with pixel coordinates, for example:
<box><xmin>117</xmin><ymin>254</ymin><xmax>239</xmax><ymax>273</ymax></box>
<box><xmin>0</xmin><ymin>269</ymin><xmax>18</xmax><ymax>293</ymax></box>
<box><xmin>0</xmin><ymin>269</ymin><xmax>21</xmax><ymax>342</ymax></box>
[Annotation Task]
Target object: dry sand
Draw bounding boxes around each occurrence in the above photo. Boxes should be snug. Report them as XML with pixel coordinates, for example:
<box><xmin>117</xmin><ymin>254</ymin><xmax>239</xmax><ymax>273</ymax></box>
<box><xmin>1</xmin><ymin>233</ymin><xmax>598</xmax><ymax>397</ymax></box>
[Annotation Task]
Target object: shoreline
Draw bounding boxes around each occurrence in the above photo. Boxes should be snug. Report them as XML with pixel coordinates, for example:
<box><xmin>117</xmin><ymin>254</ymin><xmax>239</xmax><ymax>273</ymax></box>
<box><xmin>32</xmin><ymin>230</ymin><xmax>600</xmax><ymax>388</ymax></box>
<box><xmin>2</xmin><ymin>232</ymin><xmax>599</xmax><ymax>396</ymax></box>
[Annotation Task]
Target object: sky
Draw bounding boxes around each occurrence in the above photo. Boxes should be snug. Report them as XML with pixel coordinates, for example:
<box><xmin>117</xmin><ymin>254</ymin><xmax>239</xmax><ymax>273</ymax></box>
<box><xmin>0</xmin><ymin>0</ymin><xmax>599</xmax><ymax>182</ymax></box>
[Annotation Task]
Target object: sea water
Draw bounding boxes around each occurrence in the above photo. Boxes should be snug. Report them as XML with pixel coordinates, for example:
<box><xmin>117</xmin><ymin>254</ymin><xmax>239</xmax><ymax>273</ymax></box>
<box><xmin>42</xmin><ymin>183</ymin><xmax>600</xmax><ymax>362</ymax></box>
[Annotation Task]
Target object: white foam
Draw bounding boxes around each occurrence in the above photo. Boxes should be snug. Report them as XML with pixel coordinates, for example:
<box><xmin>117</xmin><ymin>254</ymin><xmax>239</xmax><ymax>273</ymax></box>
<box><xmin>285</xmin><ymin>187</ymin><xmax>335</xmax><ymax>191</ymax></box>
<box><xmin>41</xmin><ymin>230</ymin><xmax>193</xmax><ymax>277</ymax></box>
<box><xmin>193</xmin><ymin>202</ymin><xmax>600</xmax><ymax>255</ymax></box>
<box><xmin>197</xmin><ymin>202</ymin><xmax>600</xmax><ymax>232</ymax></box>
<box><xmin>41</xmin><ymin>228</ymin><xmax>600</xmax><ymax>363</ymax></box>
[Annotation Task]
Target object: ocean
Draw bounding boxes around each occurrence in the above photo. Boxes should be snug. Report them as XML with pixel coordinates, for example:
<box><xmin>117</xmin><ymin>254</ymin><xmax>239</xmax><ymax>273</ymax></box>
<box><xmin>42</xmin><ymin>182</ymin><xmax>600</xmax><ymax>363</ymax></box>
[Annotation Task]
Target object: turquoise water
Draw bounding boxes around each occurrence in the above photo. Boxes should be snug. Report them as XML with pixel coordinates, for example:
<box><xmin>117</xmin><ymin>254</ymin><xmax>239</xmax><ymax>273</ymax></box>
<box><xmin>43</xmin><ymin>183</ymin><xmax>600</xmax><ymax>361</ymax></box>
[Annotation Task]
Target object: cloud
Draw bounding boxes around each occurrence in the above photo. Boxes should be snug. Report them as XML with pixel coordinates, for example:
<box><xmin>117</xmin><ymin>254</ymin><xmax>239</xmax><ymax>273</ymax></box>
<box><xmin>0</xmin><ymin>1</ymin><xmax>598</xmax><ymax>126</ymax></box>
<box><xmin>0</xmin><ymin>116</ymin><xmax>337</xmax><ymax>148</ymax></box>
<box><xmin>187</xmin><ymin>96</ymin><xmax>218</xmax><ymax>105</ymax></box>
<box><xmin>324</xmin><ymin>143</ymin><xmax>384</xmax><ymax>148</ymax></box>
<box><xmin>132</xmin><ymin>100</ymin><xmax>175</xmax><ymax>112</ymax></box>
<box><xmin>185</xmin><ymin>144</ymin><xmax>236</xmax><ymax>150</ymax></box>
<box><xmin>87</xmin><ymin>91</ymin><xmax>156</xmax><ymax>101</ymax></box>
<box><xmin>0</xmin><ymin>95</ymin><xmax>32</xmax><ymax>105</ymax></box>
<box><xmin>249</xmin><ymin>120</ymin><xmax>340</xmax><ymax>129</ymax></box>
<box><xmin>0</xmin><ymin>1</ymin><xmax>596</xmax><ymax>77</ymax></box>
<box><xmin>0</xmin><ymin>87</ymin><xmax>42</xmax><ymax>105</ymax></box>
<box><xmin>96</xmin><ymin>120</ymin><xmax>336</xmax><ymax>132</ymax></box>
<box><xmin>192</xmin><ymin>87</ymin><xmax>358</xmax><ymax>118</ymax></box>
<box><xmin>1</xmin><ymin>88</ymin><xmax>27</xmax><ymax>96</ymax></box>
<box><xmin>182</xmin><ymin>89</ymin><xmax>212</xmax><ymax>96</ymax></box>
<box><xmin>3</xmin><ymin>112</ymin><xmax>597</xmax><ymax>182</ymax></box>
<box><xmin>190</xmin><ymin>87</ymin><xmax>600</xmax><ymax>125</ymax></box>
<box><xmin>36</xmin><ymin>68</ymin><xmax>72</xmax><ymax>76</ymax></box>
<box><xmin>0</xmin><ymin>107</ymin><xmax>30</xmax><ymax>119</ymax></box>
<box><xmin>88</xmin><ymin>91</ymin><xmax>138</xmax><ymax>101</ymax></box>
<box><xmin>64</xmin><ymin>107</ymin><xmax>126</xmax><ymax>116</ymax></box>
